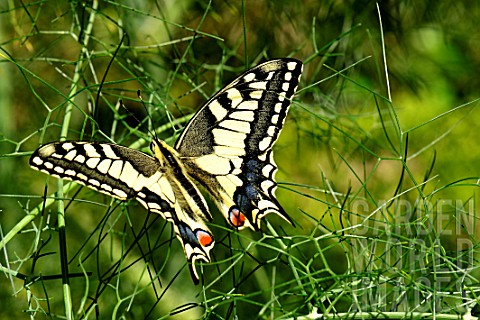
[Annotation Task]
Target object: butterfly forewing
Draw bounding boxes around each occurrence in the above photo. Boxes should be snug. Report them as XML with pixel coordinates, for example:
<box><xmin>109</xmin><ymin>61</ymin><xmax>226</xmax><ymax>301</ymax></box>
<box><xmin>30</xmin><ymin>142</ymin><xmax>159</xmax><ymax>199</ymax></box>
<box><xmin>29</xmin><ymin>140</ymin><xmax>214</xmax><ymax>283</ymax></box>
<box><xmin>175</xmin><ymin>59</ymin><xmax>303</xmax><ymax>230</ymax></box>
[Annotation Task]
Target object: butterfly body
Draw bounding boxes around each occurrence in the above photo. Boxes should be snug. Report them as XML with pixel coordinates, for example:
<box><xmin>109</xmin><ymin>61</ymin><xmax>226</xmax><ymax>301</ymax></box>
<box><xmin>29</xmin><ymin>58</ymin><xmax>303</xmax><ymax>283</ymax></box>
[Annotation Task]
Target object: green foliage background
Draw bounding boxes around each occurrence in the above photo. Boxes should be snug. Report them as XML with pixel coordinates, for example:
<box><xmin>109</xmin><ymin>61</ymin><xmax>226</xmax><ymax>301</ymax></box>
<box><xmin>0</xmin><ymin>0</ymin><xmax>479</xmax><ymax>319</ymax></box>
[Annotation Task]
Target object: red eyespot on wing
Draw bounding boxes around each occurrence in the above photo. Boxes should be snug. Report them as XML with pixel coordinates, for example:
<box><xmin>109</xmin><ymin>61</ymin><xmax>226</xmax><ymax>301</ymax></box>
<box><xmin>196</xmin><ymin>230</ymin><xmax>214</xmax><ymax>247</ymax></box>
<box><xmin>229</xmin><ymin>207</ymin><xmax>246</xmax><ymax>228</ymax></box>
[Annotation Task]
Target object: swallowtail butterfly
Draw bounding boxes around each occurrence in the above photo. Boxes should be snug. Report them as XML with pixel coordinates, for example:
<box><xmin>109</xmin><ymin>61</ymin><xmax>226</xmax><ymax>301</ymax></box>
<box><xmin>29</xmin><ymin>58</ymin><xmax>303</xmax><ymax>283</ymax></box>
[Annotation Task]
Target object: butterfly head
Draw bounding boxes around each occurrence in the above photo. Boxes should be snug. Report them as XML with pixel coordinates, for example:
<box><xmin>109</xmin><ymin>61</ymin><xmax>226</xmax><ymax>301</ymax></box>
<box><xmin>150</xmin><ymin>139</ymin><xmax>166</xmax><ymax>157</ymax></box>
<box><xmin>150</xmin><ymin>138</ymin><xmax>180</xmax><ymax>168</ymax></box>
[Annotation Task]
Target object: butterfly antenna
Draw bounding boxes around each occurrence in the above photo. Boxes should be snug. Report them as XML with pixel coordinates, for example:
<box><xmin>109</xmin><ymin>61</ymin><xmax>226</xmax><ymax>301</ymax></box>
<box><xmin>137</xmin><ymin>90</ymin><xmax>159</xmax><ymax>141</ymax></box>
<box><xmin>116</xmin><ymin>91</ymin><xmax>157</xmax><ymax>143</ymax></box>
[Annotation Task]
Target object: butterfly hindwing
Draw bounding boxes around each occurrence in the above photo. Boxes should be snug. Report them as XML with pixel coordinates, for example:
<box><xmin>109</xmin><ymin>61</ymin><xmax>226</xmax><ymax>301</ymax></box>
<box><xmin>29</xmin><ymin>140</ymin><xmax>214</xmax><ymax>283</ymax></box>
<box><xmin>175</xmin><ymin>58</ymin><xmax>303</xmax><ymax>230</ymax></box>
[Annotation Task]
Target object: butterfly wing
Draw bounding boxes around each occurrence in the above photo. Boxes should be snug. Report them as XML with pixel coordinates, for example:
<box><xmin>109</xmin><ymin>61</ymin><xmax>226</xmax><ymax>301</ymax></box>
<box><xmin>175</xmin><ymin>58</ymin><xmax>303</xmax><ymax>230</ymax></box>
<box><xmin>30</xmin><ymin>141</ymin><xmax>214</xmax><ymax>283</ymax></box>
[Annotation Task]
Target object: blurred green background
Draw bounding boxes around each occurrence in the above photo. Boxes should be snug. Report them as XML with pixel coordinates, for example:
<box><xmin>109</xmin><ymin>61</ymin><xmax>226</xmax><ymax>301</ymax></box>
<box><xmin>0</xmin><ymin>0</ymin><xmax>479</xmax><ymax>318</ymax></box>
